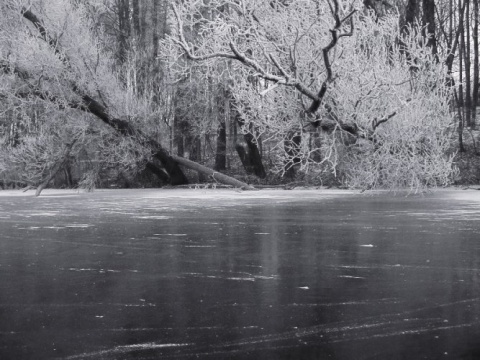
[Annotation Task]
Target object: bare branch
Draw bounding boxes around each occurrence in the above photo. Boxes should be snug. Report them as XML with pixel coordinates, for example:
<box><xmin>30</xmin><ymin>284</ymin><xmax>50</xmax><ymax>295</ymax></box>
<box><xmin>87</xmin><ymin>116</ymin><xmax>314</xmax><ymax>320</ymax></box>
<box><xmin>170</xmin><ymin>4</ymin><xmax>235</xmax><ymax>61</ymax></box>
<box><xmin>371</xmin><ymin>98</ymin><xmax>412</xmax><ymax>130</ymax></box>
<box><xmin>259</xmin><ymin>82</ymin><xmax>280</xmax><ymax>96</ymax></box>
<box><xmin>269</xmin><ymin>53</ymin><xmax>289</xmax><ymax>79</ymax></box>
<box><xmin>308</xmin><ymin>2</ymin><xmax>355</xmax><ymax>115</ymax></box>
<box><xmin>372</xmin><ymin>111</ymin><xmax>397</xmax><ymax>130</ymax></box>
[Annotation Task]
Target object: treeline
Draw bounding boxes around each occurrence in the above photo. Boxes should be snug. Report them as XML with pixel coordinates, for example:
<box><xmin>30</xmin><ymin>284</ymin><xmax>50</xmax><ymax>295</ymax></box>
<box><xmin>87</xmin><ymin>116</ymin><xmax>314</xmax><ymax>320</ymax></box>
<box><xmin>0</xmin><ymin>0</ymin><xmax>478</xmax><ymax>193</ymax></box>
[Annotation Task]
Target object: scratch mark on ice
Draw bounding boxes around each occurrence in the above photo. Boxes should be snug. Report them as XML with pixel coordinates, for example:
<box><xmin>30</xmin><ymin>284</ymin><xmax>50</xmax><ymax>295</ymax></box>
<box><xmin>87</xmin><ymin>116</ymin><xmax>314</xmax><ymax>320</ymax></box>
<box><xmin>184</xmin><ymin>245</ymin><xmax>216</xmax><ymax>248</ymax></box>
<box><xmin>64</xmin><ymin>343</ymin><xmax>192</xmax><ymax>359</ymax></box>
<box><xmin>154</xmin><ymin>233</ymin><xmax>187</xmax><ymax>236</ymax></box>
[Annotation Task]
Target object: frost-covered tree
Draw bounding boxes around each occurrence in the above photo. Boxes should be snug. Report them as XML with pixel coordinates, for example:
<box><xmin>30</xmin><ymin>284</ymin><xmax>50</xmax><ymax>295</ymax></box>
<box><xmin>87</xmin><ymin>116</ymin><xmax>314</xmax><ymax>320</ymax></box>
<box><xmin>167</xmin><ymin>0</ymin><xmax>457</xmax><ymax>190</ymax></box>
<box><xmin>0</xmin><ymin>0</ymin><xmax>252</xmax><ymax>192</ymax></box>
<box><xmin>0</xmin><ymin>0</ymin><xmax>174</xmax><ymax>190</ymax></box>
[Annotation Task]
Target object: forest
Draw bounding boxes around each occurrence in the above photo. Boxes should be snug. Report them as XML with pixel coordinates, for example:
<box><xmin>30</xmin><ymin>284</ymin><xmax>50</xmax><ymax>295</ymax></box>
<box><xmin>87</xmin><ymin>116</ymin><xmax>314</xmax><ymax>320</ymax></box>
<box><xmin>0</xmin><ymin>0</ymin><xmax>478</xmax><ymax>194</ymax></box>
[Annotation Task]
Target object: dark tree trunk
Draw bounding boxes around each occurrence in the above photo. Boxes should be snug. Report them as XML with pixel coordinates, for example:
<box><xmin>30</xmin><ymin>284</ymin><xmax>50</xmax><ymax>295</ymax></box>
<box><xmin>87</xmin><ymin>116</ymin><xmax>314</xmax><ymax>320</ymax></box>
<box><xmin>233</xmin><ymin>113</ymin><xmax>266</xmax><ymax>178</ymax></box>
<box><xmin>190</xmin><ymin>137</ymin><xmax>202</xmax><ymax>162</ymax></box>
<box><xmin>145</xmin><ymin>162</ymin><xmax>169</xmax><ymax>183</ymax></box>
<box><xmin>405</xmin><ymin>0</ymin><xmax>418</xmax><ymax>29</ymax></box>
<box><xmin>234</xmin><ymin>132</ymin><xmax>266</xmax><ymax>178</ymax></box>
<box><xmin>310</xmin><ymin>131</ymin><xmax>322</xmax><ymax>162</ymax></box>
<box><xmin>132</xmin><ymin>0</ymin><xmax>140</xmax><ymax>39</ymax></box>
<box><xmin>64</xmin><ymin>162</ymin><xmax>73</xmax><ymax>187</ymax></box>
<box><xmin>117</xmin><ymin>0</ymin><xmax>130</xmax><ymax>64</ymax></box>
<box><xmin>214</xmin><ymin>121</ymin><xmax>227</xmax><ymax>171</ymax></box>
<box><xmin>422</xmin><ymin>0</ymin><xmax>438</xmax><ymax>58</ymax></box>
<box><xmin>464</xmin><ymin>0</ymin><xmax>472</xmax><ymax>127</ymax></box>
<box><xmin>458</xmin><ymin>0</ymin><xmax>466</xmax><ymax>151</ymax></box>
<box><xmin>174</xmin><ymin>116</ymin><xmax>185</xmax><ymax>157</ymax></box>
<box><xmin>152</xmin><ymin>0</ymin><xmax>159</xmax><ymax>58</ymax></box>
<box><xmin>190</xmin><ymin>137</ymin><xmax>206</xmax><ymax>182</ymax></box>
<box><xmin>459</xmin><ymin>0</ymin><xmax>465</xmax><ymax>112</ymax></box>
<box><xmin>140</xmin><ymin>0</ymin><xmax>147</xmax><ymax>45</ymax></box>
<box><xmin>455</xmin><ymin>90</ymin><xmax>466</xmax><ymax>152</ymax></box>
<box><xmin>473</xmin><ymin>0</ymin><xmax>479</xmax><ymax>129</ymax></box>
<box><xmin>176</xmin><ymin>135</ymin><xmax>184</xmax><ymax>158</ymax></box>
<box><xmin>283</xmin><ymin>131</ymin><xmax>302</xmax><ymax>178</ymax></box>
<box><xmin>245</xmin><ymin>133</ymin><xmax>266</xmax><ymax>178</ymax></box>
<box><xmin>235</xmin><ymin>141</ymin><xmax>250</xmax><ymax>174</ymax></box>
<box><xmin>445</xmin><ymin>0</ymin><xmax>466</xmax><ymax>77</ymax></box>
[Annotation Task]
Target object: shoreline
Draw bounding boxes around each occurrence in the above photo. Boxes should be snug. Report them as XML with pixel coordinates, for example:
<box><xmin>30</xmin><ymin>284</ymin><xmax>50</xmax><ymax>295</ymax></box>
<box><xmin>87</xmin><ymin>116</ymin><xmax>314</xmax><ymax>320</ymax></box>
<box><xmin>1</xmin><ymin>186</ymin><xmax>479</xmax><ymax>199</ymax></box>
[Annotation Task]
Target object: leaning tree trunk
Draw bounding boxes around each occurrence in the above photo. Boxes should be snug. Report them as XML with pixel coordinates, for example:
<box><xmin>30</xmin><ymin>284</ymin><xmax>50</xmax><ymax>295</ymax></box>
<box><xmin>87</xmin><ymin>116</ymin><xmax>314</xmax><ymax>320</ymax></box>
<box><xmin>171</xmin><ymin>155</ymin><xmax>255</xmax><ymax>189</ymax></box>
<box><xmin>19</xmin><ymin>7</ymin><xmax>253</xmax><ymax>190</ymax></box>
<box><xmin>35</xmin><ymin>161</ymin><xmax>65</xmax><ymax>196</ymax></box>
<box><xmin>80</xmin><ymin>92</ymin><xmax>189</xmax><ymax>185</ymax></box>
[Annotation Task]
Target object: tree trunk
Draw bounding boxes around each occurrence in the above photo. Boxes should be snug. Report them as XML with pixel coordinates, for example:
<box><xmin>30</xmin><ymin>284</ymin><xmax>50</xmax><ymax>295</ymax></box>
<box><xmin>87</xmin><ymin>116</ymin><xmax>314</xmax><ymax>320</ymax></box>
<box><xmin>245</xmin><ymin>133</ymin><xmax>266</xmax><ymax>178</ymax></box>
<box><xmin>472</xmin><ymin>0</ymin><xmax>479</xmax><ymax>129</ymax></box>
<box><xmin>233</xmin><ymin>114</ymin><xmax>266</xmax><ymax>178</ymax></box>
<box><xmin>190</xmin><ymin>137</ymin><xmax>206</xmax><ymax>182</ymax></box>
<box><xmin>132</xmin><ymin>0</ymin><xmax>140</xmax><ymax>40</ymax></box>
<box><xmin>214</xmin><ymin>121</ymin><xmax>227</xmax><ymax>171</ymax></box>
<box><xmin>174</xmin><ymin>116</ymin><xmax>185</xmax><ymax>157</ymax></box>
<box><xmin>171</xmin><ymin>155</ymin><xmax>255</xmax><ymax>189</ymax></box>
<box><xmin>464</xmin><ymin>0</ymin><xmax>472</xmax><ymax>127</ymax></box>
<box><xmin>140</xmin><ymin>0</ymin><xmax>147</xmax><ymax>46</ymax></box>
<box><xmin>152</xmin><ymin>0</ymin><xmax>159</xmax><ymax>58</ymax></box>
<box><xmin>145</xmin><ymin>162</ymin><xmax>169</xmax><ymax>183</ymax></box>
<box><xmin>117</xmin><ymin>0</ymin><xmax>130</xmax><ymax>64</ymax></box>
<box><xmin>234</xmin><ymin>133</ymin><xmax>266</xmax><ymax>178</ymax></box>
<box><xmin>284</xmin><ymin>131</ymin><xmax>302</xmax><ymax>178</ymax></box>
<box><xmin>64</xmin><ymin>162</ymin><xmax>73</xmax><ymax>187</ymax></box>
<box><xmin>458</xmin><ymin>0</ymin><xmax>466</xmax><ymax>151</ymax></box>
<box><xmin>35</xmin><ymin>160</ymin><xmax>65</xmax><ymax>196</ymax></box>
<box><xmin>455</xmin><ymin>90</ymin><xmax>466</xmax><ymax>152</ymax></box>
<box><xmin>422</xmin><ymin>0</ymin><xmax>438</xmax><ymax>59</ymax></box>
<box><xmin>405</xmin><ymin>0</ymin><xmax>418</xmax><ymax>30</ymax></box>
<box><xmin>235</xmin><ymin>141</ymin><xmax>251</xmax><ymax>174</ymax></box>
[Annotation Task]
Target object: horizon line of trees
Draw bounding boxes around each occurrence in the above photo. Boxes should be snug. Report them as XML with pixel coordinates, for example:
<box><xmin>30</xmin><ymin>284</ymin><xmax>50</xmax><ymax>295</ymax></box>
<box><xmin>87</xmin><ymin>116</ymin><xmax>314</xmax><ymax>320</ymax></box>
<box><xmin>0</xmin><ymin>0</ymin><xmax>478</xmax><ymax>194</ymax></box>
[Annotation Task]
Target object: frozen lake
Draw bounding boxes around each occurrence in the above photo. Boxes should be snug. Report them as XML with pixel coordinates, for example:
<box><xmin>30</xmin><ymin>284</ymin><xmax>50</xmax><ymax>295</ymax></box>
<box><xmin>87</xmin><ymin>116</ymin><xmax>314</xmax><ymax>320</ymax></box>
<box><xmin>1</xmin><ymin>188</ymin><xmax>480</xmax><ymax>359</ymax></box>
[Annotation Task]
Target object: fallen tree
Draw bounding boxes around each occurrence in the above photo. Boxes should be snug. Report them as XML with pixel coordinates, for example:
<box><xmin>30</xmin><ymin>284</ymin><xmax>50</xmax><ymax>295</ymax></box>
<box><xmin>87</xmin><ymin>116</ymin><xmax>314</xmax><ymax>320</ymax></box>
<box><xmin>1</xmin><ymin>3</ymin><xmax>253</xmax><ymax>191</ymax></box>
